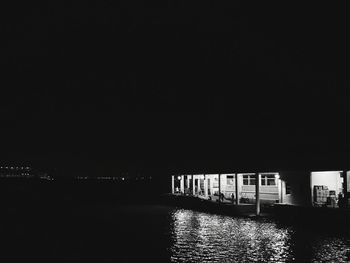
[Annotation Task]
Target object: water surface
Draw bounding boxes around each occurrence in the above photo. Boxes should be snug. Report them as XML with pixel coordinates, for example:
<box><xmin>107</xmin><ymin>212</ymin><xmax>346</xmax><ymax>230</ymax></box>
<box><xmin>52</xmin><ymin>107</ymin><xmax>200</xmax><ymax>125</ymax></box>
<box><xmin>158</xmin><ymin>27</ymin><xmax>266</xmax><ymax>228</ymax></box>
<box><xmin>1</xmin><ymin>204</ymin><xmax>350</xmax><ymax>262</ymax></box>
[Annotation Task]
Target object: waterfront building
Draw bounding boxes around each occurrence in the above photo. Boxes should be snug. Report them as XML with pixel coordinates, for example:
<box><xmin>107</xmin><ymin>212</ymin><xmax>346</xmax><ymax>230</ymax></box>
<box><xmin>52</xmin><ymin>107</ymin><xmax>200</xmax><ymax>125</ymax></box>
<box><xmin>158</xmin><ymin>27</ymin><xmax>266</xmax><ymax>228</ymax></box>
<box><xmin>171</xmin><ymin>169</ymin><xmax>350</xmax><ymax>215</ymax></box>
<box><xmin>172</xmin><ymin>173</ymin><xmax>279</xmax><ymax>203</ymax></box>
<box><xmin>279</xmin><ymin>170</ymin><xmax>348</xmax><ymax>208</ymax></box>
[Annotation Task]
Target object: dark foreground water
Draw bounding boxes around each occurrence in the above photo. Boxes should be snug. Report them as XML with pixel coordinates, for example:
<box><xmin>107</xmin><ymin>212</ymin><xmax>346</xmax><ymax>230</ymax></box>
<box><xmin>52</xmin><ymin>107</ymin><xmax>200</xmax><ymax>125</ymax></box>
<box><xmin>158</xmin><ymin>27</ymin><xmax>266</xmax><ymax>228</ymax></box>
<box><xmin>1</xmin><ymin>203</ymin><xmax>350</xmax><ymax>262</ymax></box>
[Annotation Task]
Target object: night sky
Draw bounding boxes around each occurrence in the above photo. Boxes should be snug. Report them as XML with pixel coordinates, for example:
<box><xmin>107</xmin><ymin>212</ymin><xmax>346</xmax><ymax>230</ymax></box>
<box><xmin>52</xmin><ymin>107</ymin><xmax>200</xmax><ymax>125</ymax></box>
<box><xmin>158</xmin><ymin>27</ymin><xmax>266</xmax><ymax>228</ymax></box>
<box><xmin>1</xmin><ymin>1</ymin><xmax>349</xmax><ymax>175</ymax></box>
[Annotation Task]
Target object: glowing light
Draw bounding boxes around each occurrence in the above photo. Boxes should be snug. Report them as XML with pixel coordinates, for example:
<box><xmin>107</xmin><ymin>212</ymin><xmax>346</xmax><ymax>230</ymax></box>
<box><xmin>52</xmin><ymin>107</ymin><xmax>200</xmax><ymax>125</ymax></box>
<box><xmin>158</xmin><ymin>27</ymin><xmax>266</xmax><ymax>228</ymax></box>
<box><xmin>170</xmin><ymin>209</ymin><xmax>293</xmax><ymax>262</ymax></box>
<box><xmin>177</xmin><ymin>176</ymin><xmax>181</xmax><ymax>180</ymax></box>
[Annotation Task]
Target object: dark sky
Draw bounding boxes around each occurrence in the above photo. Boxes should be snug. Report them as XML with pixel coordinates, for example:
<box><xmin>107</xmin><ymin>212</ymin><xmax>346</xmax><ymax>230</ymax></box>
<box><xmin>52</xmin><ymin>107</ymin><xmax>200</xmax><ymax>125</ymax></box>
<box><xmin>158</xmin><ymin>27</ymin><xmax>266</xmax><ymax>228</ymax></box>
<box><xmin>1</xmin><ymin>1</ymin><xmax>349</xmax><ymax>174</ymax></box>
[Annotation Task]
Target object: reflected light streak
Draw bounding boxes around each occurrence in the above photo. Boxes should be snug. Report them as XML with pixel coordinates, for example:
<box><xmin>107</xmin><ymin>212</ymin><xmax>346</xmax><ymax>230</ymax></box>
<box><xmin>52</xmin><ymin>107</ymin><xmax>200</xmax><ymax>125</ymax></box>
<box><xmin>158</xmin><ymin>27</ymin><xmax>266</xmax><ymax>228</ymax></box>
<box><xmin>170</xmin><ymin>209</ymin><xmax>293</xmax><ymax>262</ymax></box>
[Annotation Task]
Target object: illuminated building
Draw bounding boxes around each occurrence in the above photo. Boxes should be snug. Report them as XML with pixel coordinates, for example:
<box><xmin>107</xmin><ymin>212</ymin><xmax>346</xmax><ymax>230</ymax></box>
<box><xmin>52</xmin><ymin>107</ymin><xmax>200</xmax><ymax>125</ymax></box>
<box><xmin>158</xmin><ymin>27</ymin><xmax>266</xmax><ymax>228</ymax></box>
<box><xmin>171</xmin><ymin>170</ymin><xmax>350</xmax><ymax>215</ymax></box>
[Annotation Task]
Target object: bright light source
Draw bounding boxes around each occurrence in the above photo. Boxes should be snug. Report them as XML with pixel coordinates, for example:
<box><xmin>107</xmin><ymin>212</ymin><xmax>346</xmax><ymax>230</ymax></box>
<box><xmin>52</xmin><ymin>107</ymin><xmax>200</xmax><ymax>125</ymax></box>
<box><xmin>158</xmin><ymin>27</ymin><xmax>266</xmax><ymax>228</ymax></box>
<box><xmin>275</xmin><ymin>174</ymin><xmax>280</xmax><ymax>179</ymax></box>
<box><xmin>177</xmin><ymin>176</ymin><xmax>181</xmax><ymax>180</ymax></box>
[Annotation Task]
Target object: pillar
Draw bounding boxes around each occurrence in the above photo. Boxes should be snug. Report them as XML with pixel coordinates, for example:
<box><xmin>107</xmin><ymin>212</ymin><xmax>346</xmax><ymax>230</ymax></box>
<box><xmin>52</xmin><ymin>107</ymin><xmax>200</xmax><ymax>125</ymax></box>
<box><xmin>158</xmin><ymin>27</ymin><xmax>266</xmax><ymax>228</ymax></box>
<box><xmin>344</xmin><ymin>170</ymin><xmax>349</xmax><ymax>199</ymax></box>
<box><xmin>309</xmin><ymin>172</ymin><xmax>313</xmax><ymax>206</ymax></box>
<box><xmin>197</xmin><ymin>175</ymin><xmax>201</xmax><ymax>196</ymax></box>
<box><xmin>218</xmin><ymin>174</ymin><xmax>221</xmax><ymax>202</ymax></box>
<box><xmin>180</xmin><ymin>175</ymin><xmax>184</xmax><ymax>194</ymax></box>
<box><xmin>235</xmin><ymin>173</ymin><xmax>239</xmax><ymax>205</ymax></box>
<box><xmin>171</xmin><ymin>175</ymin><xmax>174</xmax><ymax>194</ymax></box>
<box><xmin>255</xmin><ymin>173</ymin><xmax>260</xmax><ymax>216</ymax></box>
<box><xmin>277</xmin><ymin>178</ymin><xmax>282</xmax><ymax>203</ymax></box>
<box><xmin>192</xmin><ymin>175</ymin><xmax>195</xmax><ymax>195</ymax></box>
<box><xmin>279</xmin><ymin>179</ymin><xmax>283</xmax><ymax>203</ymax></box>
<box><xmin>204</xmin><ymin>174</ymin><xmax>208</xmax><ymax>198</ymax></box>
<box><xmin>187</xmin><ymin>176</ymin><xmax>190</xmax><ymax>194</ymax></box>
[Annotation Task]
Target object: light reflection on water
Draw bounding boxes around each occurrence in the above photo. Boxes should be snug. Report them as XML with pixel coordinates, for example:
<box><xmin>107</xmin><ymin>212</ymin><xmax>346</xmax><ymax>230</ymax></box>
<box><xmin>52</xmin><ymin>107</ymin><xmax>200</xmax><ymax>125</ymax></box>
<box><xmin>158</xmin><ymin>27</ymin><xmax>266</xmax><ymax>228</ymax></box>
<box><xmin>312</xmin><ymin>237</ymin><xmax>350</xmax><ymax>263</ymax></box>
<box><xmin>170</xmin><ymin>209</ymin><xmax>293</xmax><ymax>262</ymax></box>
<box><xmin>169</xmin><ymin>209</ymin><xmax>350</xmax><ymax>263</ymax></box>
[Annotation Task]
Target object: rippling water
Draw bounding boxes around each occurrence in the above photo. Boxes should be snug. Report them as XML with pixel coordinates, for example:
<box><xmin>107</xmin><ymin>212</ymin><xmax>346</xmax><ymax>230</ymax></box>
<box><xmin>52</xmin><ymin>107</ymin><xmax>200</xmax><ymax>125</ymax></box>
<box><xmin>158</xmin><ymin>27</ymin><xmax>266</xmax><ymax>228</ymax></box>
<box><xmin>168</xmin><ymin>209</ymin><xmax>350</xmax><ymax>263</ymax></box>
<box><xmin>1</xmin><ymin>204</ymin><xmax>350</xmax><ymax>262</ymax></box>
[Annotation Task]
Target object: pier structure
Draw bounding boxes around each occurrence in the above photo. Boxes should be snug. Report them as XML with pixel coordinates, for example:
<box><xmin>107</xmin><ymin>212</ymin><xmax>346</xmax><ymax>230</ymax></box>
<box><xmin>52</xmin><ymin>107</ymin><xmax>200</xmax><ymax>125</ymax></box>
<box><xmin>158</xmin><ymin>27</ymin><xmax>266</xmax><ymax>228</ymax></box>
<box><xmin>171</xmin><ymin>169</ymin><xmax>350</xmax><ymax>215</ymax></box>
<box><xmin>255</xmin><ymin>173</ymin><xmax>260</xmax><ymax>215</ymax></box>
<box><xmin>171</xmin><ymin>172</ymin><xmax>281</xmax><ymax>215</ymax></box>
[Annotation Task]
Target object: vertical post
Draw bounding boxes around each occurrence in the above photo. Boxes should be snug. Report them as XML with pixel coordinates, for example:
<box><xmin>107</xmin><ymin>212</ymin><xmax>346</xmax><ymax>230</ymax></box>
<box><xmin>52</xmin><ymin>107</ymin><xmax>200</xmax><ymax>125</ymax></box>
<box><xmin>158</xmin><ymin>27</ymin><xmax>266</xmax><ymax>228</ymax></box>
<box><xmin>204</xmin><ymin>174</ymin><xmax>208</xmax><ymax>198</ymax></box>
<box><xmin>235</xmin><ymin>173</ymin><xmax>239</xmax><ymax>205</ymax></box>
<box><xmin>280</xmin><ymin>179</ymin><xmax>283</xmax><ymax>203</ymax></box>
<box><xmin>192</xmin><ymin>175</ymin><xmax>195</xmax><ymax>195</ymax></box>
<box><xmin>344</xmin><ymin>170</ymin><xmax>349</xmax><ymax>199</ymax></box>
<box><xmin>255</xmin><ymin>173</ymin><xmax>260</xmax><ymax>216</ymax></box>
<box><xmin>186</xmin><ymin>175</ymin><xmax>191</xmax><ymax>194</ymax></box>
<box><xmin>310</xmin><ymin>172</ymin><xmax>313</xmax><ymax>207</ymax></box>
<box><xmin>277</xmin><ymin>178</ymin><xmax>281</xmax><ymax>203</ymax></box>
<box><xmin>276</xmin><ymin>173</ymin><xmax>281</xmax><ymax>203</ymax></box>
<box><xmin>218</xmin><ymin>174</ymin><xmax>221</xmax><ymax>203</ymax></box>
<box><xmin>180</xmin><ymin>175</ymin><xmax>184</xmax><ymax>194</ymax></box>
<box><xmin>209</xmin><ymin>175</ymin><xmax>213</xmax><ymax>197</ymax></box>
<box><xmin>171</xmin><ymin>175</ymin><xmax>174</xmax><ymax>194</ymax></box>
<box><xmin>197</xmin><ymin>175</ymin><xmax>201</xmax><ymax>196</ymax></box>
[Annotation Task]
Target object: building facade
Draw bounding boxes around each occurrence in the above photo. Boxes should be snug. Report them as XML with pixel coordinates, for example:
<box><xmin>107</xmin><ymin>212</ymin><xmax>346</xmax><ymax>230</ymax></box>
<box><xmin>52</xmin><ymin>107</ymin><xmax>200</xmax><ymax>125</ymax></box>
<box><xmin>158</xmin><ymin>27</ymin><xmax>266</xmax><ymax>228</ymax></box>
<box><xmin>171</xmin><ymin>169</ymin><xmax>350</xmax><ymax>210</ymax></box>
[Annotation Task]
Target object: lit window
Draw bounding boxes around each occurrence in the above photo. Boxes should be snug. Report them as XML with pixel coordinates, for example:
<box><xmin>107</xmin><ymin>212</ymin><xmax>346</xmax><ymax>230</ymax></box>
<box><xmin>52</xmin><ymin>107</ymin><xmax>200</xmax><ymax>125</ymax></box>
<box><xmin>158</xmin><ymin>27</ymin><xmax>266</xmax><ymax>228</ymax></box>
<box><xmin>261</xmin><ymin>174</ymin><xmax>276</xmax><ymax>186</ymax></box>
<box><xmin>227</xmin><ymin>175</ymin><xmax>234</xmax><ymax>185</ymax></box>
<box><xmin>250</xmin><ymin>177</ymin><xmax>256</xmax><ymax>185</ymax></box>
<box><xmin>243</xmin><ymin>175</ymin><xmax>256</xmax><ymax>185</ymax></box>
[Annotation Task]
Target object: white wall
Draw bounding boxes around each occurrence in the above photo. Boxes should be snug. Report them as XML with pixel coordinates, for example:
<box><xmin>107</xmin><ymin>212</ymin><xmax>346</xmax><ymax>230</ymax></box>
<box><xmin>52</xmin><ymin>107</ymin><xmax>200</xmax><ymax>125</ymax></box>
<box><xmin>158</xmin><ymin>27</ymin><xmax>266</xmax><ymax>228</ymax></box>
<box><xmin>221</xmin><ymin>174</ymin><xmax>235</xmax><ymax>198</ymax></box>
<box><xmin>311</xmin><ymin>171</ymin><xmax>343</xmax><ymax>196</ymax></box>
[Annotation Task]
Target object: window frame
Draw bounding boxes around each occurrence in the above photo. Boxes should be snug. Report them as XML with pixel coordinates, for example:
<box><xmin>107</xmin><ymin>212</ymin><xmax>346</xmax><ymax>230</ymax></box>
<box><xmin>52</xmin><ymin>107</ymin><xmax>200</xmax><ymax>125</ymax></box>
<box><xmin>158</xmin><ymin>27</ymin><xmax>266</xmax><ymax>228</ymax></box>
<box><xmin>242</xmin><ymin>174</ymin><xmax>256</xmax><ymax>185</ymax></box>
<box><xmin>226</xmin><ymin>175</ymin><xmax>234</xmax><ymax>185</ymax></box>
<box><xmin>260</xmin><ymin>174</ymin><xmax>277</xmax><ymax>186</ymax></box>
